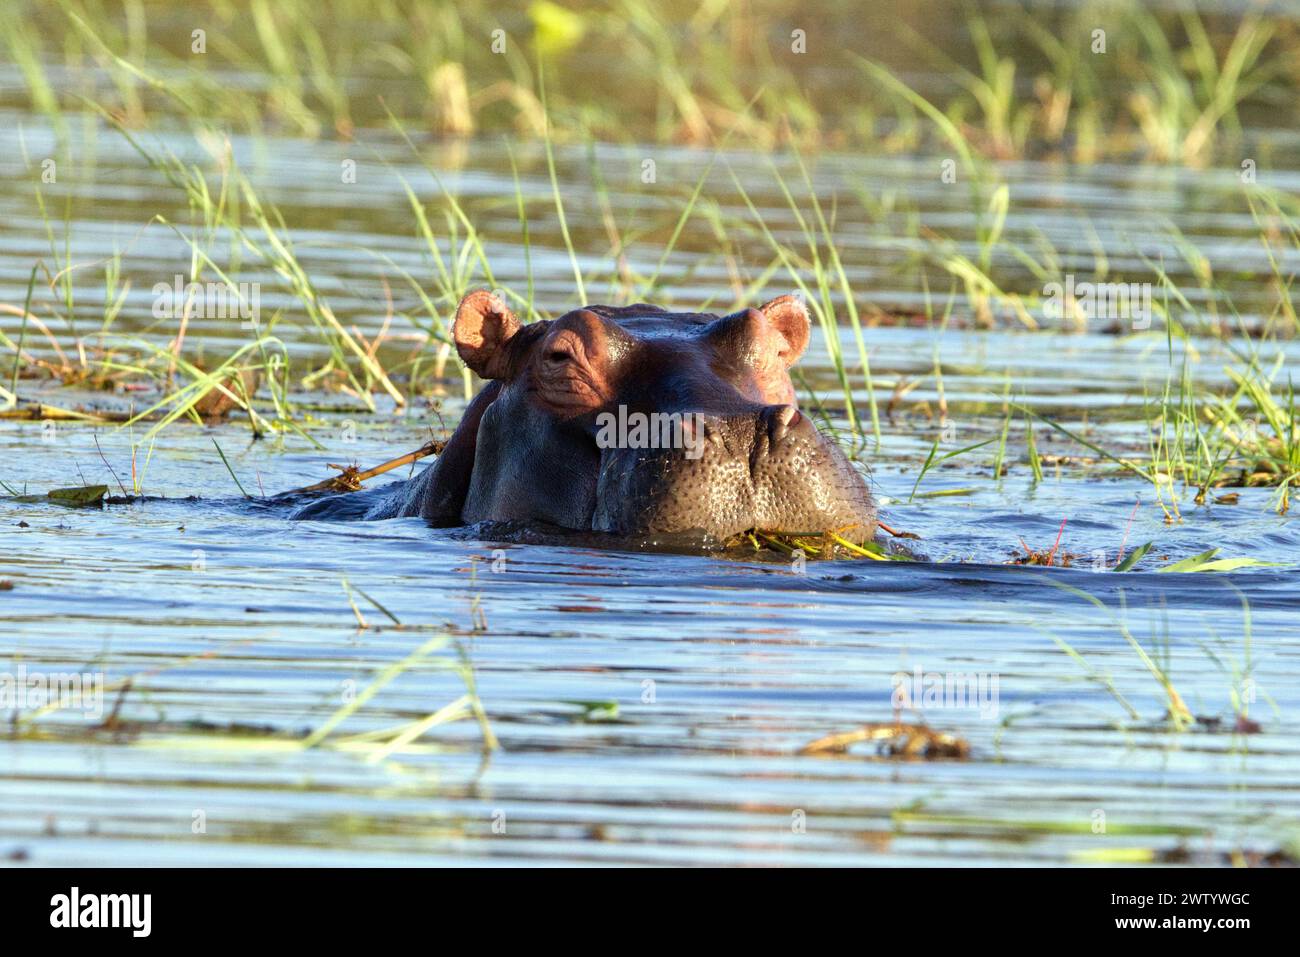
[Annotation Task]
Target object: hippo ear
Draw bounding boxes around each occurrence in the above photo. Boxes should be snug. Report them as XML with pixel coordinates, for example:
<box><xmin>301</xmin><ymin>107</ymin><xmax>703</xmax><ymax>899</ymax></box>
<box><xmin>758</xmin><ymin>294</ymin><xmax>810</xmax><ymax>365</ymax></box>
<box><xmin>454</xmin><ymin>290</ymin><xmax>520</xmax><ymax>379</ymax></box>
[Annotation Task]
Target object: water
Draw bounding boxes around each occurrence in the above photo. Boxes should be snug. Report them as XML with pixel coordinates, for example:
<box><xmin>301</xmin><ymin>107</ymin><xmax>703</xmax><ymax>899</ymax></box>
<box><xmin>2</xmin><ymin>73</ymin><xmax>1299</xmax><ymax>866</ymax></box>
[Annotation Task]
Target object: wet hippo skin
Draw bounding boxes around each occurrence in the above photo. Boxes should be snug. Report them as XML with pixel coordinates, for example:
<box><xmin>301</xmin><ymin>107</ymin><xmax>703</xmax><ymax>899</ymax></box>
<box><xmin>294</xmin><ymin>291</ymin><xmax>877</xmax><ymax>545</ymax></box>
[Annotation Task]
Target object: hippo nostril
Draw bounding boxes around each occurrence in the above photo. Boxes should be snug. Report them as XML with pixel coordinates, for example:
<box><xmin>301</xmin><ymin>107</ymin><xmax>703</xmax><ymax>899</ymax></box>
<box><xmin>748</xmin><ymin>405</ymin><xmax>797</xmax><ymax>474</ymax></box>
<box><xmin>766</xmin><ymin>404</ymin><xmax>798</xmax><ymax>445</ymax></box>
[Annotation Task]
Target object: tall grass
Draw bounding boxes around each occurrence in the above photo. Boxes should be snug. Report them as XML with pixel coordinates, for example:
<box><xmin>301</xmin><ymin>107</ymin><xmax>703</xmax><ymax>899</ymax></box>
<box><xmin>6</xmin><ymin>1</ymin><xmax>1295</xmax><ymax>164</ymax></box>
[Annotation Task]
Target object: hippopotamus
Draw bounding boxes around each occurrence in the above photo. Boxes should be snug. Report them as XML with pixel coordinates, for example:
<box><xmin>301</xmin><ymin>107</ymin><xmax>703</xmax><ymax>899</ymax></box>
<box><xmin>294</xmin><ymin>291</ymin><xmax>877</xmax><ymax>546</ymax></box>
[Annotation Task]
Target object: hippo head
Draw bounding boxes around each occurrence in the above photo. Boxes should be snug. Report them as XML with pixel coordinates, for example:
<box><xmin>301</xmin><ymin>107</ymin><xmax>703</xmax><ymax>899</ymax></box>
<box><xmin>438</xmin><ymin>290</ymin><xmax>877</xmax><ymax>546</ymax></box>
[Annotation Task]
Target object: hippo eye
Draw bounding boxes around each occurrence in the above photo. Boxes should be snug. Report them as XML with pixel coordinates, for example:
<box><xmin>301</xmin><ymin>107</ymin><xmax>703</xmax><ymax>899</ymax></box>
<box><xmin>546</xmin><ymin>348</ymin><xmax>573</xmax><ymax>364</ymax></box>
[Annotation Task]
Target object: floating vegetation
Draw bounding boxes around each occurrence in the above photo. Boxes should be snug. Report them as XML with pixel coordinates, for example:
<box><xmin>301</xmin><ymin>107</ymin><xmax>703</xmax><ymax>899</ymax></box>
<box><xmin>738</xmin><ymin>528</ymin><xmax>916</xmax><ymax>561</ymax></box>
<box><xmin>286</xmin><ymin>439</ymin><xmax>446</xmax><ymax>496</ymax></box>
<box><xmin>45</xmin><ymin>484</ymin><xmax>108</xmax><ymax>507</ymax></box>
<box><xmin>801</xmin><ymin>722</ymin><xmax>970</xmax><ymax>760</ymax></box>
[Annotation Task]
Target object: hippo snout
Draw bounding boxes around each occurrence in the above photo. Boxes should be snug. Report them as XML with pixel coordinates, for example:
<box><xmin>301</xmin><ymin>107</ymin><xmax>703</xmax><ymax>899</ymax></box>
<box><xmin>593</xmin><ymin>404</ymin><xmax>876</xmax><ymax>544</ymax></box>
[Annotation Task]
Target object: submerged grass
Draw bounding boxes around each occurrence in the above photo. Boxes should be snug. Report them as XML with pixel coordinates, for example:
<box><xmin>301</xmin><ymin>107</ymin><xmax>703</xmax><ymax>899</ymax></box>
<box><xmin>1042</xmin><ymin>579</ymin><xmax>1278</xmax><ymax>732</ymax></box>
<box><xmin>9</xmin><ymin>590</ymin><xmax>498</xmax><ymax>767</ymax></box>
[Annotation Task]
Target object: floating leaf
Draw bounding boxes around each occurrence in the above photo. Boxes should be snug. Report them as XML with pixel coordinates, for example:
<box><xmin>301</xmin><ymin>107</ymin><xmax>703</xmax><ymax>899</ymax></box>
<box><xmin>47</xmin><ymin>484</ymin><xmax>108</xmax><ymax>507</ymax></box>
<box><xmin>1157</xmin><ymin>548</ymin><xmax>1287</xmax><ymax>573</ymax></box>
<box><xmin>913</xmin><ymin>486</ymin><xmax>980</xmax><ymax>498</ymax></box>
<box><xmin>1187</xmin><ymin>557</ymin><xmax>1288</xmax><ymax>572</ymax></box>
<box><xmin>561</xmin><ymin>699</ymin><xmax>620</xmax><ymax>722</ymax></box>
